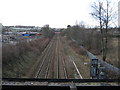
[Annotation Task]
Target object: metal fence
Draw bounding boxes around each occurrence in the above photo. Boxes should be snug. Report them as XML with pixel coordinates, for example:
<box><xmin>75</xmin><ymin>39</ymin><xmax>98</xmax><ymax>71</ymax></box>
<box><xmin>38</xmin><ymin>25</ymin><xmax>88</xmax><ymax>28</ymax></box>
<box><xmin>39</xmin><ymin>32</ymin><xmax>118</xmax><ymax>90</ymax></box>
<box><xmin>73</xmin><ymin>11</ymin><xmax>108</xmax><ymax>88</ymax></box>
<box><xmin>71</xmin><ymin>37</ymin><xmax>120</xmax><ymax>76</ymax></box>
<box><xmin>87</xmin><ymin>51</ymin><xmax>120</xmax><ymax>76</ymax></box>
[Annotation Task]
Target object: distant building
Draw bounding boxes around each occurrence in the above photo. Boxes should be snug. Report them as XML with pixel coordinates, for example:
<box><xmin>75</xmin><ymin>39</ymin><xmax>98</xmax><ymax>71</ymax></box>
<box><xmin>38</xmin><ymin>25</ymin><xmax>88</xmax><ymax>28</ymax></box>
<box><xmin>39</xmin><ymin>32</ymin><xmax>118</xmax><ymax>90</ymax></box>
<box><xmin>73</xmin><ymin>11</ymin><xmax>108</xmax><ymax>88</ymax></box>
<box><xmin>10</xmin><ymin>26</ymin><xmax>42</xmax><ymax>32</ymax></box>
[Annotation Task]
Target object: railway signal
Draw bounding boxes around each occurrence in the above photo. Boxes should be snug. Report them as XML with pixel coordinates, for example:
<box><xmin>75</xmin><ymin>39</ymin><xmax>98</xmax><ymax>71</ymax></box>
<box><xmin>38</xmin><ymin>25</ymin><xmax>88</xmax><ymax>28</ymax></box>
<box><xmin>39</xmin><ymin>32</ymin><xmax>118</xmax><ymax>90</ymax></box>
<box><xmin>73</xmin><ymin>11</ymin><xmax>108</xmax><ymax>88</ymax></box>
<box><xmin>90</xmin><ymin>59</ymin><xmax>106</xmax><ymax>79</ymax></box>
<box><xmin>90</xmin><ymin>59</ymin><xmax>99</xmax><ymax>79</ymax></box>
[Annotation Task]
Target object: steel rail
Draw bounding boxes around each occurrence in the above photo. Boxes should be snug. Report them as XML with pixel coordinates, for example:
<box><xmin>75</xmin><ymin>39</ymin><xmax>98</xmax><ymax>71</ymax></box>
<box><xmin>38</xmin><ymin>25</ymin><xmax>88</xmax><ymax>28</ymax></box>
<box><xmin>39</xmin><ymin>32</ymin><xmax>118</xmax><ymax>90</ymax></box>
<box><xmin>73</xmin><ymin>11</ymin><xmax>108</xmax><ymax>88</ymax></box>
<box><xmin>59</xmin><ymin>35</ymin><xmax>68</xmax><ymax>79</ymax></box>
<box><xmin>44</xmin><ymin>39</ymin><xmax>57</xmax><ymax>78</ymax></box>
<box><xmin>35</xmin><ymin>38</ymin><xmax>55</xmax><ymax>78</ymax></box>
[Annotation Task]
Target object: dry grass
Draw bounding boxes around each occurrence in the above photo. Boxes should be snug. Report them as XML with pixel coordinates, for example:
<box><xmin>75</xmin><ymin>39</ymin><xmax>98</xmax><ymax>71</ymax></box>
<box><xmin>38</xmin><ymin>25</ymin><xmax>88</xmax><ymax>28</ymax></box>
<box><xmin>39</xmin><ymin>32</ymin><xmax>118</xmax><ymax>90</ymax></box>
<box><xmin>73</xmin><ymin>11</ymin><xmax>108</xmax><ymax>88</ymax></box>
<box><xmin>97</xmin><ymin>37</ymin><xmax>119</xmax><ymax>69</ymax></box>
<box><xmin>95</xmin><ymin>37</ymin><xmax>119</xmax><ymax>79</ymax></box>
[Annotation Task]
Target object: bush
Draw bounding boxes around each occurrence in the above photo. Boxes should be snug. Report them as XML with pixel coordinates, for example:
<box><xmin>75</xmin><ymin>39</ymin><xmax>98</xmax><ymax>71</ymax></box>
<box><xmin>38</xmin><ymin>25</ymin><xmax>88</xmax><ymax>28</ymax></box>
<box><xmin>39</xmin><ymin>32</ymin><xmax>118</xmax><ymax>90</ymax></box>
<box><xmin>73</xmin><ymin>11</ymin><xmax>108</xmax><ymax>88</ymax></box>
<box><xmin>2</xmin><ymin>38</ymin><xmax>50</xmax><ymax>77</ymax></box>
<box><xmin>63</xmin><ymin>25</ymin><xmax>102</xmax><ymax>55</ymax></box>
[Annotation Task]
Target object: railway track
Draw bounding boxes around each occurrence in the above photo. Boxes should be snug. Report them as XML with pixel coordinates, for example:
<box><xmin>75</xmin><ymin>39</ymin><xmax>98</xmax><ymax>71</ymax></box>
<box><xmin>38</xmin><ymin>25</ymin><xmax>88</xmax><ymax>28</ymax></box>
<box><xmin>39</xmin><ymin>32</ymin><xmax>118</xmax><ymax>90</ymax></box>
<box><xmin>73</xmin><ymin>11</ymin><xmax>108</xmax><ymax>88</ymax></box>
<box><xmin>59</xmin><ymin>36</ymin><xmax>68</xmax><ymax>79</ymax></box>
<box><xmin>58</xmin><ymin>35</ymin><xmax>68</xmax><ymax>79</ymax></box>
<box><xmin>56</xmin><ymin>36</ymin><xmax>59</xmax><ymax>79</ymax></box>
<box><xmin>35</xmin><ymin>34</ymin><xmax>83</xmax><ymax>79</ymax></box>
<box><xmin>35</xmin><ymin>37</ymin><xmax>55</xmax><ymax>78</ymax></box>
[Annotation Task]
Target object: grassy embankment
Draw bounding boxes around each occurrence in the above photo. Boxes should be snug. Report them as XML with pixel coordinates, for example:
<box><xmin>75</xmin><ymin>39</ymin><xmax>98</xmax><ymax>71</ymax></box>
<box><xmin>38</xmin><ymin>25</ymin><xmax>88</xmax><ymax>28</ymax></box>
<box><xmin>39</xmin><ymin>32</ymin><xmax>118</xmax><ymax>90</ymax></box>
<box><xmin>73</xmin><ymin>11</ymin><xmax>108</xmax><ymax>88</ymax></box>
<box><xmin>2</xmin><ymin>38</ymin><xmax>50</xmax><ymax>78</ymax></box>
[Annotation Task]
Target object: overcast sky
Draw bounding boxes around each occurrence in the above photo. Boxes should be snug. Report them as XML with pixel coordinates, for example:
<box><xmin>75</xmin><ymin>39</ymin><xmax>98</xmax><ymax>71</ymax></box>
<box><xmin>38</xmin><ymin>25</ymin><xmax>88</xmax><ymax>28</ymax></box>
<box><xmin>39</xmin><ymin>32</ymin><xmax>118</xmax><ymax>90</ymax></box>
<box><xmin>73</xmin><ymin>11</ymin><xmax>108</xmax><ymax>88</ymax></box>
<box><xmin>0</xmin><ymin>0</ymin><xmax>119</xmax><ymax>28</ymax></box>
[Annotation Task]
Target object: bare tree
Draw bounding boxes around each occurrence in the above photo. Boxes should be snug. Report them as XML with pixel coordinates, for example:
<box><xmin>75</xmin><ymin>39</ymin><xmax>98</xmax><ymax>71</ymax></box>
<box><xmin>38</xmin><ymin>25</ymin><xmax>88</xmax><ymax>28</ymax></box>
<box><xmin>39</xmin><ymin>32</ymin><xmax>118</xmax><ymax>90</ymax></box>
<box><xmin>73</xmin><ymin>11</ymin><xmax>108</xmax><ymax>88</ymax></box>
<box><xmin>90</xmin><ymin>0</ymin><xmax>116</xmax><ymax>61</ymax></box>
<box><xmin>41</xmin><ymin>24</ymin><xmax>54</xmax><ymax>38</ymax></box>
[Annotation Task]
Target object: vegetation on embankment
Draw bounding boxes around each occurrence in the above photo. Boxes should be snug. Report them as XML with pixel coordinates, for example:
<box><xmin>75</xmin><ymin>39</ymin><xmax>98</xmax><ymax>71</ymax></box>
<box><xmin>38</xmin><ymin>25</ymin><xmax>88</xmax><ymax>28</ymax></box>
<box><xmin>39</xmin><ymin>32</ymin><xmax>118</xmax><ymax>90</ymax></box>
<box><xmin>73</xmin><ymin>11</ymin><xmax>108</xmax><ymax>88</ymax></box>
<box><xmin>62</xmin><ymin>25</ymin><xmax>119</xmax><ymax>71</ymax></box>
<box><xmin>62</xmin><ymin>25</ymin><xmax>102</xmax><ymax>55</ymax></box>
<box><xmin>62</xmin><ymin>33</ymin><xmax>119</xmax><ymax>79</ymax></box>
<box><xmin>2</xmin><ymin>38</ymin><xmax>51</xmax><ymax>78</ymax></box>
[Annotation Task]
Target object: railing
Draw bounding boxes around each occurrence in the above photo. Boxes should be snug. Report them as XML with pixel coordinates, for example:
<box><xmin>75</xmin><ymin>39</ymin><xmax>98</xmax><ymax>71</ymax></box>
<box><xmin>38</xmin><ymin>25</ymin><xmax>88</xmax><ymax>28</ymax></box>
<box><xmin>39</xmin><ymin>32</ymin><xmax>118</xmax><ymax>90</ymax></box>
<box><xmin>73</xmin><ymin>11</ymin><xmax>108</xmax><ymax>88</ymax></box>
<box><xmin>2</xmin><ymin>78</ymin><xmax>120</xmax><ymax>82</ymax></box>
